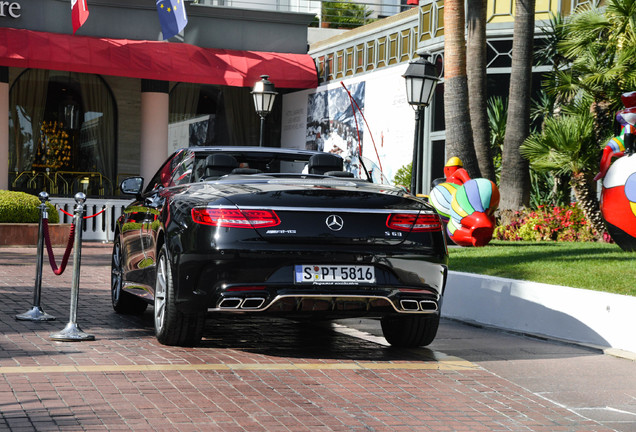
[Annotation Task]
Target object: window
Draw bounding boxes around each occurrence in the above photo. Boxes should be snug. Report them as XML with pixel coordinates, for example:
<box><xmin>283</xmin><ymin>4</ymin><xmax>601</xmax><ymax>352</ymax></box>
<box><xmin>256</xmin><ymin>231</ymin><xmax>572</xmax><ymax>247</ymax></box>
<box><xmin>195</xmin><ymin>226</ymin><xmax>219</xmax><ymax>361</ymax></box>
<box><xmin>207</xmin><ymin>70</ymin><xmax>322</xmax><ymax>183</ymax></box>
<box><xmin>170</xmin><ymin>151</ymin><xmax>195</xmax><ymax>186</ymax></box>
<box><xmin>9</xmin><ymin>70</ymin><xmax>117</xmax><ymax>196</ymax></box>
<box><xmin>145</xmin><ymin>153</ymin><xmax>178</xmax><ymax>194</ymax></box>
<box><xmin>169</xmin><ymin>83</ymin><xmax>267</xmax><ymax>151</ymax></box>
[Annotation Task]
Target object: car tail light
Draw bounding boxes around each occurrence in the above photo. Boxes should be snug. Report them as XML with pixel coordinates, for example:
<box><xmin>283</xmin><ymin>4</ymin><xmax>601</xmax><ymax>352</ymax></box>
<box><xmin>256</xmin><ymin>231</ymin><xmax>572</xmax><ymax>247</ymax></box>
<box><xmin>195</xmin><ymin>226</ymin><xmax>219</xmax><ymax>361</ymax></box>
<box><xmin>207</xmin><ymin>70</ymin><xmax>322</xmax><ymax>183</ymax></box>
<box><xmin>191</xmin><ymin>208</ymin><xmax>280</xmax><ymax>228</ymax></box>
<box><xmin>386</xmin><ymin>213</ymin><xmax>442</xmax><ymax>232</ymax></box>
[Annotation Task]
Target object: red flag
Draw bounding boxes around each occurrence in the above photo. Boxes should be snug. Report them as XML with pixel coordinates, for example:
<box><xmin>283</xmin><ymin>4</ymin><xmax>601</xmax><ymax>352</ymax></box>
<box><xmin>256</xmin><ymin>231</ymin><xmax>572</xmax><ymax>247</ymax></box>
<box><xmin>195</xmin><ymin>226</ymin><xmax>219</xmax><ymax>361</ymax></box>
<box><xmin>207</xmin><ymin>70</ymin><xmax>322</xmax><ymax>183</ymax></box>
<box><xmin>71</xmin><ymin>0</ymin><xmax>89</xmax><ymax>34</ymax></box>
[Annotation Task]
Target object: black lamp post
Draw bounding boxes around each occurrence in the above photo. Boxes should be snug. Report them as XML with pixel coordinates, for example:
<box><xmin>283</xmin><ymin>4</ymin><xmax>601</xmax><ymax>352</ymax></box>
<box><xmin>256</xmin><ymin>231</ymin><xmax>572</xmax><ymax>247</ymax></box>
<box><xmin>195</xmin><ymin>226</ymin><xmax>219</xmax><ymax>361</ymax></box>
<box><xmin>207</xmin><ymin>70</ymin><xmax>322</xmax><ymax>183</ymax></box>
<box><xmin>402</xmin><ymin>54</ymin><xmax>439</xmax><ymax>196</ymax></box>
<box><xmin>251</xmin><ymin>75</ymin><xmax>278</xmax><ymax>147</ymax></box>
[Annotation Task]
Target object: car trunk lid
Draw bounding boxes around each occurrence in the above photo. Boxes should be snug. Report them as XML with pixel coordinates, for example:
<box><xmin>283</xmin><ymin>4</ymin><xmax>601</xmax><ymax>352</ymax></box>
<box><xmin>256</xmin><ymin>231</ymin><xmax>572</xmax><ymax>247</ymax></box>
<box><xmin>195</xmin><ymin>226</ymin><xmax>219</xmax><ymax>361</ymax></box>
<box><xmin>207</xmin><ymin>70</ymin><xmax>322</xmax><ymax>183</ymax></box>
<box><xmin>198</xmin><ymin>178</ymin><xmax>440</xmax><ymax>245</ymax></box>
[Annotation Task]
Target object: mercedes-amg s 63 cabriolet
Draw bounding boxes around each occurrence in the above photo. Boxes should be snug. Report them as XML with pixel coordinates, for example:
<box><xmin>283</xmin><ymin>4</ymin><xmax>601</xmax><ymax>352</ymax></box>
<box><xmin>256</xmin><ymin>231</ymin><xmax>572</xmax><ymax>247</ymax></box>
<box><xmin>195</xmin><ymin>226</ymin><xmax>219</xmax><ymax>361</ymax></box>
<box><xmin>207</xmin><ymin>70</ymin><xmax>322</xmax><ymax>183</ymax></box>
<box><xmin>111</xmin><ymin>146</ymin><xmax>448</xmax><ymax>347</ymax></box>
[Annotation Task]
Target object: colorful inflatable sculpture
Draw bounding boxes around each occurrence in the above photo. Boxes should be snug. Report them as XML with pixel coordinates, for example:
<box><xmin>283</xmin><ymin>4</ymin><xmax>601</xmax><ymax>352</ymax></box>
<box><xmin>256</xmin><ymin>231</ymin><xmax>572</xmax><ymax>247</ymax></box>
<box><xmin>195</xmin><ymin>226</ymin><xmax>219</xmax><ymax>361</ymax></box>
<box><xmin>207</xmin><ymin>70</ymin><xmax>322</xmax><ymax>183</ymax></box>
<box><xmin>429</xmin><ymin>158</ymin><xmax>500</xmax><ymax>247</ymax></box>
<box><xmin>594</xmin><ymin>91</ymin><xmax>636</xmax><ymax>251</ymax></box>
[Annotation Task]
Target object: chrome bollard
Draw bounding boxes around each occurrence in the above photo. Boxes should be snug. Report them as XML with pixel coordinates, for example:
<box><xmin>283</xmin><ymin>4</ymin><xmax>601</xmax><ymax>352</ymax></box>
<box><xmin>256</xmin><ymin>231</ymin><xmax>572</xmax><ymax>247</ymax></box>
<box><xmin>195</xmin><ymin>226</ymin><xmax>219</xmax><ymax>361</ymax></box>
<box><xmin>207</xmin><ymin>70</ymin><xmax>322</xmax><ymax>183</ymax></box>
<box><xmin>50</xmin><ymin>192</ymin><xmax>95</xmax><ymax>342</ymax></box>
<box><xmin>16</xmin><ymin>191</ymin><xmax>56</xmax><ymax>321</ymax></box>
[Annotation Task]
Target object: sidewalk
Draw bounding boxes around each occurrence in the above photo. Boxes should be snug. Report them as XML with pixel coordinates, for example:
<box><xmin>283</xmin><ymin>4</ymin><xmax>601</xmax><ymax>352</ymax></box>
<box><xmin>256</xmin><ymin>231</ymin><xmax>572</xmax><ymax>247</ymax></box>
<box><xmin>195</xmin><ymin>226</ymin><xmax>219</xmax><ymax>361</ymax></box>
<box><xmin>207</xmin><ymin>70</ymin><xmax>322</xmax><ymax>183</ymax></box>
<box><xmin>3</xmin><ymin>243</ymin><xmax>634</xmax><ymax>358</ymax></box>
<box><xmin>2</xmin><ymin>243</ymin><xmax>621</xmax><ymax>431</ymax></box>
<box><xmin>444</xmin><ymin>271</ymin><xmax>636</xmax><ymax>359</ymax></box>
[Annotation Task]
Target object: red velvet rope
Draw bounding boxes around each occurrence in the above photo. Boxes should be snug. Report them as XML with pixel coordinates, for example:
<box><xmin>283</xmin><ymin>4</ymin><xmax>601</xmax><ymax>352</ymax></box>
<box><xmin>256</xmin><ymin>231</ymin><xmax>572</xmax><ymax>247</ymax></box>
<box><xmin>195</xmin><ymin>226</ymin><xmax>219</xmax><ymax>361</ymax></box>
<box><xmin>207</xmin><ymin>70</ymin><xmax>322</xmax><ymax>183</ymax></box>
<box><xmin>42</xmin><ymin>217</ymin><xmax>76</xmax><ymax>276</ymax></box>
<box><xmin>87</xmin><ymin>207</ymin><xmax>107</xmax><ymax>219</ymax></box>
<box><xmin>58</xmin><ymin>208</ymin><xmax>73</xmax><ymax>217</ymax></box>
<box><xmin>58</xmin><ymin>206</ymin><xmax>106</xmax><ymax>219</ymax></box>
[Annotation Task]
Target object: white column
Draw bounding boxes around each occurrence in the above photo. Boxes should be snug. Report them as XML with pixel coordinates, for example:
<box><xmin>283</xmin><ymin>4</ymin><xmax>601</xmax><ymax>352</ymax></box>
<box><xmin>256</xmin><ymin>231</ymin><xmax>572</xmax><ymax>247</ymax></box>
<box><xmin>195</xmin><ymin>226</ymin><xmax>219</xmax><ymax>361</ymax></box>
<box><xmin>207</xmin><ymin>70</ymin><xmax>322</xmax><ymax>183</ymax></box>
<box><xmin>140</xmin><ymin>80</ymin><xmax>169</xmax><ymax>183</ymax></box>
<box><xmin>0</xmin><ymin>68</ymin><xmax>8</xmax><ymax>190</ymax></box>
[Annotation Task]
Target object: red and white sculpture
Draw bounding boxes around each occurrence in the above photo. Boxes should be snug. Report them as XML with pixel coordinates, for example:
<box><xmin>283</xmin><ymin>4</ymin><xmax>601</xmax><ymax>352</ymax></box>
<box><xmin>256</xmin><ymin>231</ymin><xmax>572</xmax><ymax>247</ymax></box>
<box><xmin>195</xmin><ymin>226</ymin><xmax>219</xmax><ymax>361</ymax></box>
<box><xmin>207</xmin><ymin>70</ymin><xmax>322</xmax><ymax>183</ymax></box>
<box><xmin>595</xmin><ymin>91</ymin><xmax>636</xmax><ymax>251</ymax></box>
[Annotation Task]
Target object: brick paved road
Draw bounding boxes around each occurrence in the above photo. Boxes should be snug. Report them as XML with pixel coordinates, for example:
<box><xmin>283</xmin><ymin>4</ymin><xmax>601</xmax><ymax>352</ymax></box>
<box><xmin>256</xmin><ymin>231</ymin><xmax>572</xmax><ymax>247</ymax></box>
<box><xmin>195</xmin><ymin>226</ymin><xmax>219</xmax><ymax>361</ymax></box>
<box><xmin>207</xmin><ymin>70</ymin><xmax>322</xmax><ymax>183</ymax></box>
<box><xmin>0</xmin><ymin>244</ymin><xmax>618</xmax><ymax>431</ymax></box>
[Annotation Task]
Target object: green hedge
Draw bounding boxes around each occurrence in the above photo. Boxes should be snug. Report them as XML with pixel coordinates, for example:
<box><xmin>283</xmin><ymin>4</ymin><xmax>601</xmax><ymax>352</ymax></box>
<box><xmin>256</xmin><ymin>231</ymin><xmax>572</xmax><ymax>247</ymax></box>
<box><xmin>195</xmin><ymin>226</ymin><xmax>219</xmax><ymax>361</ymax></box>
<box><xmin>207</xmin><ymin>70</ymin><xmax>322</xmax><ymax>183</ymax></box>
<box><xmin>0</xmin><ymin>190</ymin><xmax>60</xmax><ymax>223</ymax></box>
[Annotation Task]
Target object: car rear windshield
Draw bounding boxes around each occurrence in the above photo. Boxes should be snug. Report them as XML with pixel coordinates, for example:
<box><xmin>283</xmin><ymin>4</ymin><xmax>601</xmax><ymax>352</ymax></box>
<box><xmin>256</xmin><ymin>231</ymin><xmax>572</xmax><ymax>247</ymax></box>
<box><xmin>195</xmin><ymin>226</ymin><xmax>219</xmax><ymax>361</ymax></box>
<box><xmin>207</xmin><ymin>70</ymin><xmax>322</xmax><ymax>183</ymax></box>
<box><xmin>186</xmin><ymin>149</ymin><xmax>389</xmax><ymax>184</ymax></box>
<box><xmin>193</xmin><ymin>151</ymin><xmax>310</xmax><ymax>177</ymax></box>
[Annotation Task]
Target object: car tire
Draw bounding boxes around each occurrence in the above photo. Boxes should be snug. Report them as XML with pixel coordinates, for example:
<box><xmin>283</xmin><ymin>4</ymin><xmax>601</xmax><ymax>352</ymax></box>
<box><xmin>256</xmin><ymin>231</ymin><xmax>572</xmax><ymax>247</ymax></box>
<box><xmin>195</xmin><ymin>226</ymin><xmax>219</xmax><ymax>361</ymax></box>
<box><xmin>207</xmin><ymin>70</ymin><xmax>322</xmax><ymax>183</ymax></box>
<box><xmin>111</xmin><ymin>236</ymin><xmax>148</xmax><ymax>315</ymax></box>
<box><xmin>154</xmin><ymin>244</ymin><xmax>205</xmax><ymax>346</ymax></box>
<box><xmin>380</xmin><ymin>314</ymin><xmax>440</xmax><ymax>348</ymax></box>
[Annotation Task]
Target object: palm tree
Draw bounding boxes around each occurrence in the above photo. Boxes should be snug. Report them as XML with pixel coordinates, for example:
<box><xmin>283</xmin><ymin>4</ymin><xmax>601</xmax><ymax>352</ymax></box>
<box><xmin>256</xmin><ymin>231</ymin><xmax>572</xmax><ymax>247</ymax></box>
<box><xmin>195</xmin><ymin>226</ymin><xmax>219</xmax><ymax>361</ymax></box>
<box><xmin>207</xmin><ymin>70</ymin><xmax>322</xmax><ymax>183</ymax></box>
<box><xmin>321</xmin><ymin>1</ymin><xmax>373</xmax><ymax>29</ymax></box>
<box><xmin>521</xmin><ymin>112</ymin><xmax>606</xmax><ymax>238</ymax></box>
<box><xmin>553</xmin><ymin>0</ymin><xmax>636</xmax><ymax>141</ymax></box>
<box><xmin>467</xmin><ymin>0</ymin><xmax>495</xmax><ymax>182</ymax></box>
<box><xmin>534</xmin><ymin>14</ymin><xmax>566</xmax><ymax>120</ymax></box>
<box><xmin>443</xmin><ymin>0</ymin><xmax>480</xmax><ymax>178</ymax></box>
<box><xmin>486</xmin><ymin>96</ymin><xmax>507</xmax><ymax>181</ymax></box>
<box><xmin>535</xmin><ymin>13</ymin><xmax>566</xmax><ymax>72</ymax></box>
<box><xmin>498</xmin><ymin>0</ymin><xmax>535</xmax><ymax>213</ymax></box>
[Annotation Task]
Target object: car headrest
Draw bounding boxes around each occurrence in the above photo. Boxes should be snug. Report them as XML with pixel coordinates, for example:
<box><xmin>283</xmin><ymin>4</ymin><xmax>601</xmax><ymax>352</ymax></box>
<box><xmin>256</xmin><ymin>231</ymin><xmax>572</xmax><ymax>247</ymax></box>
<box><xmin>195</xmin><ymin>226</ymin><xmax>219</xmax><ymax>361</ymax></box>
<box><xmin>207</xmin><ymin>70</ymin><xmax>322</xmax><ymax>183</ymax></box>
<box><xmin>308</xmin><ymin>153</ymin><xmax>343</xmax><ymax>175</ymax></box>
<box><xmin>325</xmin><ymin>170</ymin><xmax>354</xmax><ymax>178</ymax></box>
<box><xmin>231</xmin><ymin>168</ymin><xmax>262</xmax><ymax>175</ymax></box>
<box><xmin>203</xmin><ymin>154</ymin><xmax>239</xmax><ymax>179</ymax></box>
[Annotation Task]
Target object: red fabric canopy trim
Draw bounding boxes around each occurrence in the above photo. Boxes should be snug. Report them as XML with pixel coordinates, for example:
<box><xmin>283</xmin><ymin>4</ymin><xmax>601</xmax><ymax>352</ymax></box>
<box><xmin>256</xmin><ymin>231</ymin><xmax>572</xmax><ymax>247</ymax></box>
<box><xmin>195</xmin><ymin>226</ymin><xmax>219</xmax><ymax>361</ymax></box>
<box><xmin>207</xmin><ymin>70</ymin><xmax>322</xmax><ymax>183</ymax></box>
<box><xmin>0</xmin><ymin>27</ymin><xmax>317</xmax><ymax>89</ymax></box>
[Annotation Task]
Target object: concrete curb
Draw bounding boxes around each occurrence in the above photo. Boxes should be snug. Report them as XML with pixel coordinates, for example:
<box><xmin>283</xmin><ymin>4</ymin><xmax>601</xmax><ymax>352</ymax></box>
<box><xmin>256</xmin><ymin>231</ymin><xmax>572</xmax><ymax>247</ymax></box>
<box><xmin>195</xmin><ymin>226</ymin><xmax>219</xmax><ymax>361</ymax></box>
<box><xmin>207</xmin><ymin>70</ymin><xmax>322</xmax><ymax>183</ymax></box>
<box><xmin>443</xmin><ymin>271</ymin><xmax>636</xmax><ymax>357</ymax></box>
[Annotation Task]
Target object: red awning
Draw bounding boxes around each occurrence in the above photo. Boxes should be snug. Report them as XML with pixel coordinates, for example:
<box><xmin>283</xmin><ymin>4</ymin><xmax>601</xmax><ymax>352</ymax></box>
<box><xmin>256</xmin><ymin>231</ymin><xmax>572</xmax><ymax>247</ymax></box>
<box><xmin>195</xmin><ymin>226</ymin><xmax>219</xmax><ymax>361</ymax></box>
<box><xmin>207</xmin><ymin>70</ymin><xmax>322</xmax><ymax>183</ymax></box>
<box><xmin>0</xmin><ymin>27</ymin><xmax>317</xmax><ymax>89</ymax></box>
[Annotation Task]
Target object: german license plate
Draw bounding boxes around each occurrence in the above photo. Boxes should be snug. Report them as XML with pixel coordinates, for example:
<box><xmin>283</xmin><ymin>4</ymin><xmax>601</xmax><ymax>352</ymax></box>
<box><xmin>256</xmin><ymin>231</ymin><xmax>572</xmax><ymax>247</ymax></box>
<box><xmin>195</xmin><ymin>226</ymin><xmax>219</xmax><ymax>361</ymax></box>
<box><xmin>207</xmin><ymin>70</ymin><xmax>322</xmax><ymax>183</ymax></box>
<box><xmin>294</xmin><ymin>265</ymin><xmax>376</xmax><ymax>284</ymax></box>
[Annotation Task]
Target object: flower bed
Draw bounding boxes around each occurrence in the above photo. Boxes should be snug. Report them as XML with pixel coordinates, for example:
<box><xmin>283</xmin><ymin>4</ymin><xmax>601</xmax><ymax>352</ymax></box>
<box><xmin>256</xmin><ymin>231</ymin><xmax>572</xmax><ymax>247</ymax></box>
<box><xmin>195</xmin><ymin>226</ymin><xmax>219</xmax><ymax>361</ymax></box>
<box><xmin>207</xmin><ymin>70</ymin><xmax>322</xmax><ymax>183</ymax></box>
<box><xmin>494</xmin><ymin>204</ymin><xmax>600</xmax><ymax>242</ymax></box>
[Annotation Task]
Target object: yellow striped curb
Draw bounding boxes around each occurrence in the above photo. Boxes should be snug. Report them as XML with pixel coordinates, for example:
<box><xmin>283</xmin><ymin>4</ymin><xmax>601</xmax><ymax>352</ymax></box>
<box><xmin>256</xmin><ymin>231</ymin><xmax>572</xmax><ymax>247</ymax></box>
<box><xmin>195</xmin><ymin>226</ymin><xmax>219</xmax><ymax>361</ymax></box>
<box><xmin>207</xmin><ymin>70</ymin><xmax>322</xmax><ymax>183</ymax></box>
<box><xmin>0</xmin><ymin>359</ymin><xmax>477</xmax><ymax>375</ymax></box>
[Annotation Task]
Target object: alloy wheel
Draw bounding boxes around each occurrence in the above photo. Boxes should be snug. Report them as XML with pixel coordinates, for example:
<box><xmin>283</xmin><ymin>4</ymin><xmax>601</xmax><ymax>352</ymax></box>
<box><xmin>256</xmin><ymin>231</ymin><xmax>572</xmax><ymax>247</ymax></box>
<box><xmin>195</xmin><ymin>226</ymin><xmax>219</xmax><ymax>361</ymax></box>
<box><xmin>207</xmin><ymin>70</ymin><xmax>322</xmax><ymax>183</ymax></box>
<box><xmin>111</xmin><ymin>241</ymin><xmax>122</xmax><ymax>305</ymax></box>
<box><xmin>154</xmin><ymin>253</ymin><xmax>167</xmax><ymax>333</ymax></box>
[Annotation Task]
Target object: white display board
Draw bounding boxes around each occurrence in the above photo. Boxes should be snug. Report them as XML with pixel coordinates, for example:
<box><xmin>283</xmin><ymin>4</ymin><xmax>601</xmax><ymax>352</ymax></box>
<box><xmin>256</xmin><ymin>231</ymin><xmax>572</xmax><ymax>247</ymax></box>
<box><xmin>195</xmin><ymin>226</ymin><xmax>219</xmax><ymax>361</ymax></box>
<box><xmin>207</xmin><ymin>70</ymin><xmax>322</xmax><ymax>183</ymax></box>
<box><xmin>282</xmin><ymin>64</ymin><xmax>415</xmax><ymax>184</ymax></box>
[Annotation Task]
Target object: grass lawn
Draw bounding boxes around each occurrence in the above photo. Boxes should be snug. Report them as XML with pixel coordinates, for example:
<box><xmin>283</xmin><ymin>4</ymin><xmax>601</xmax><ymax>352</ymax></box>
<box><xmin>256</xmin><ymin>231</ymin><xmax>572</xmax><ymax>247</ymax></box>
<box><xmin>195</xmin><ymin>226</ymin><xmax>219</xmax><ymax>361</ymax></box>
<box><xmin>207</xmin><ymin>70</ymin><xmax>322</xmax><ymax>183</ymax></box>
<box><xmin>447</xmin><ymin>240</ymin><xmax>636</xmax><ymax>297</ymax></box>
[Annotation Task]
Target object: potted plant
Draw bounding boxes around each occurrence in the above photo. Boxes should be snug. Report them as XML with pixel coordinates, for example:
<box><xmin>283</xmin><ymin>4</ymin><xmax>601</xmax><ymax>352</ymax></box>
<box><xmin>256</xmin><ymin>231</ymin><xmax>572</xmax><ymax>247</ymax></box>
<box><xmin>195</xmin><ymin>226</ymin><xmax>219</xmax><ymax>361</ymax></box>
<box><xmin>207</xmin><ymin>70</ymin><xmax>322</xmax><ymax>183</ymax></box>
<box><xmin>0</xmin><ymin>190</ymin><xmax>71</xmax><ymax>246</ymax></box>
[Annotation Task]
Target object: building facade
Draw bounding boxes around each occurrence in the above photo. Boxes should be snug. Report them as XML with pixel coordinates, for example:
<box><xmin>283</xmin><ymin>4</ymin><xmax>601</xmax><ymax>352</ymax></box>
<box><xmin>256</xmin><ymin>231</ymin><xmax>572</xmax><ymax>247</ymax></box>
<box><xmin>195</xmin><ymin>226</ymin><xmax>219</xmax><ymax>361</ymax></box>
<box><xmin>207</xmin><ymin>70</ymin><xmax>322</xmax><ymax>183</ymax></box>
<box><xmin>0</xmin><ymin>0</ymin><xmax>605</xmax><ymax>199</ymax></box>
<box><xmin>281</xmin><ymin>0</ymin><xmax>602</xmax><ymax>189</ymax></box>
<box><xmin>0</xmin><ymin>0</ymin><xmax>317</xmax><ymax>196</ymax></box>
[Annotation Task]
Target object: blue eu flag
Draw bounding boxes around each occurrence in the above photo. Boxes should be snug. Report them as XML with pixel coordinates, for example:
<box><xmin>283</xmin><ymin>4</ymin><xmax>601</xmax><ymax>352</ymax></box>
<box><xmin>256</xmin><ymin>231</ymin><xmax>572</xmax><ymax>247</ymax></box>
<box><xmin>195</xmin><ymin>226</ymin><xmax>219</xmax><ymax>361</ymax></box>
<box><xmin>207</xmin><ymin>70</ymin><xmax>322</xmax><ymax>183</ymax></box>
<box><xmin>156</xmin><ymin>0</ymin><xmax>188</xmax><ymax>40</ymax></box>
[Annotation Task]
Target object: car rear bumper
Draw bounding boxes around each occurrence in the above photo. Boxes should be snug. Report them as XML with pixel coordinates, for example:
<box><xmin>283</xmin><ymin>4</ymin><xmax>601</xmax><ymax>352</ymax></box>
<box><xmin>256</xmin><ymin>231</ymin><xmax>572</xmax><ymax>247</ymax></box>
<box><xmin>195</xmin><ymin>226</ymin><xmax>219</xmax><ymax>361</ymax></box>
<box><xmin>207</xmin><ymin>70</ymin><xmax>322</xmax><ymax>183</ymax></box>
<box><xmin>172</xmin><ymin>247</ymin><xmax>448</xmax><ymax>318</ymax></box>
<box><xmin>209</xmin><ymin>290</ymin><xmax>441</xmax><ymax>318</ymax></box>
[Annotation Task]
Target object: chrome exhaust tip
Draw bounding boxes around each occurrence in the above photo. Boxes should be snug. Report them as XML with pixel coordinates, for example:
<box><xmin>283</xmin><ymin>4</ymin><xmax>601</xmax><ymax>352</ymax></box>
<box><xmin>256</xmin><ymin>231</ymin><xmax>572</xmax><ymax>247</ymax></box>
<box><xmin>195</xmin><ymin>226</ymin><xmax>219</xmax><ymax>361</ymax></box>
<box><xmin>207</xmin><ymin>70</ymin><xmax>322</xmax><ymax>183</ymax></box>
<box><xmin>400</xmin><ymin>299</ymin><xmax>420</xmax><ymax>311</ymax></box>
<box><xmin>419</xmin><ymin>300</ymin><xmax>438</xmax><ymax>311</ymax></box>
<box><xmin>241</xmin><ymin>298</ymin><xmax>265</xmax><ymax>309</ymax></box>
<box><xmin>218</xmin><ymin>297</ymin><xmax>242</xmax><ymax>309</ymax></box>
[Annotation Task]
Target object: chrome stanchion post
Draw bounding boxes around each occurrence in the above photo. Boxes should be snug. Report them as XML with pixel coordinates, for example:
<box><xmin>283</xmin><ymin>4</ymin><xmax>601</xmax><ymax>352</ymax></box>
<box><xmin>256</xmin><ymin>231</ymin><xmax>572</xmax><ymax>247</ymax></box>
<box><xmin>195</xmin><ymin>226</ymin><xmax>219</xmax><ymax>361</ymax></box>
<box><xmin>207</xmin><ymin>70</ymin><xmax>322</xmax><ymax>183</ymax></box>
<box><xmin>50</xmin><ymin>192</ymin><xmax>94</xmax><ymax>342</ymax></box>
<box><xmin>16</xmin><ymin>191</ymin><xmax>56</xmax><ymax>321</ymax></box>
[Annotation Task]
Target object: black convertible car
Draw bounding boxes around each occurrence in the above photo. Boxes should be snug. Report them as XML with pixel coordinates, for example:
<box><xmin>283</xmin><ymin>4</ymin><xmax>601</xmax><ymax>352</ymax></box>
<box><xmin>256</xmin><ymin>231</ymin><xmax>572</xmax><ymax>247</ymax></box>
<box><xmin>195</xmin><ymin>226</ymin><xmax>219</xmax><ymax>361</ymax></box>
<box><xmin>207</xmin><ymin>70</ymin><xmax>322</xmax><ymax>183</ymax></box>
<box><xmin>111</xmin><ymin>146</ymin><xmax>448</xmax><ymax>347</ymax></box>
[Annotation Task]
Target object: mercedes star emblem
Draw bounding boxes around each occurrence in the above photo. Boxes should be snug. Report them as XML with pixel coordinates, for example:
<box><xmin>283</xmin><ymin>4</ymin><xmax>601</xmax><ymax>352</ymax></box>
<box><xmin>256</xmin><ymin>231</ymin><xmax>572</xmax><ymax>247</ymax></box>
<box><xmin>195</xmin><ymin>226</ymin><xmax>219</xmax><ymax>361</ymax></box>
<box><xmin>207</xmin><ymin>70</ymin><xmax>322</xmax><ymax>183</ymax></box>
<box><xmin>326</xmin><ymin>214</ymin><xmax>344</xmax><ymax>231</ymax></box>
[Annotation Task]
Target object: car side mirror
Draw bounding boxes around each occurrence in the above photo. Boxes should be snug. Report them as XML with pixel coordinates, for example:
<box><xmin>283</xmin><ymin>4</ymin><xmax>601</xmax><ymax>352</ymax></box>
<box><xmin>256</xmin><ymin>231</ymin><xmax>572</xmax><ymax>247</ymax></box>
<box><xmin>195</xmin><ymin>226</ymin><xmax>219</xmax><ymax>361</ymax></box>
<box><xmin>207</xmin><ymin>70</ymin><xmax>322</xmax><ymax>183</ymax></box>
<box><xmin>120</xmin><ymin>176</ymin><xmax>144</xmax><ymax>196</ymax></box>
